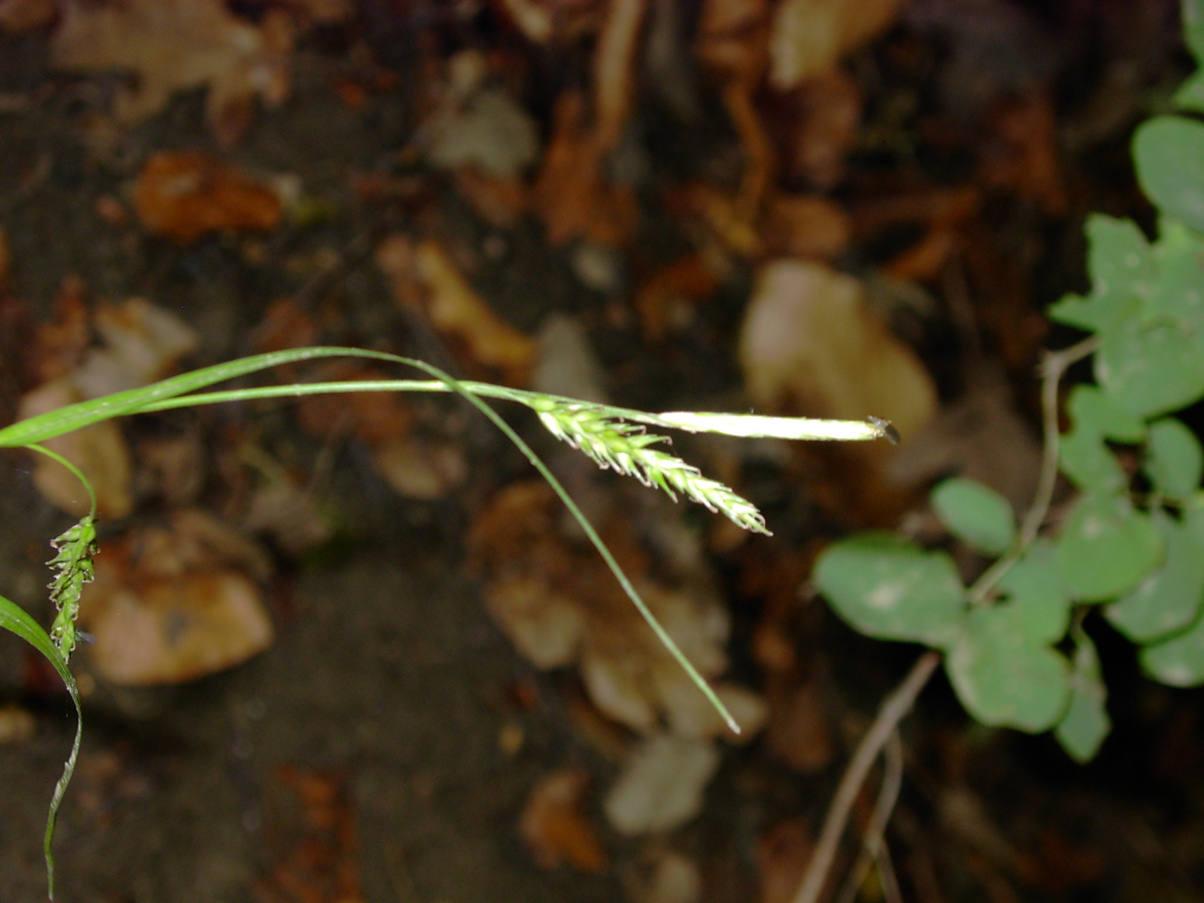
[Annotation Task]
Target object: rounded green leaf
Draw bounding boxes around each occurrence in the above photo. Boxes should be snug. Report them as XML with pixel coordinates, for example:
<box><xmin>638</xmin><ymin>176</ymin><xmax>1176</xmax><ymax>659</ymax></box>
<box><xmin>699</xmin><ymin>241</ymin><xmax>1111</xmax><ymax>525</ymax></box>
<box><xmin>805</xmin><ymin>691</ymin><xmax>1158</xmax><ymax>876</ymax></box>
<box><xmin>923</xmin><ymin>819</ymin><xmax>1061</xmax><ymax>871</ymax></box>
<box><xmin>996</xmin><ymin>540</ymin><xmax>1072</xmax><ymax>644</ymax></box>
<box><xmin>931</xmin><ymin>478</ymin><xmax>1015</xmax><ymax>556</ymax></box>
<box><xmin>814</xmin><ymin>534</ymin><xmax>966</xmax><ymax>649</ymax></box>
<box><xmin>1140</xmin><ymin>611</ymin><xmax>1204</xmax><ymax>687</ymax></box>
<box><xmin>1144</xmin><ymin>417</ymin><xmax>1203</xmax><ymax>499</ymax></box>
<box><xmin>945</xmin><ymin>607</ymin><xmax>1071</xmax><ymax>732</ymax></box>
<box><xmin>1067</xmin><ymin>384</ymin><xmax>1146</xmax><ymax>442</ymax></box>
<box><xmin>1048</xmin><ymin>216</ymin><xmax>1150</xmax><ymax>333</ymax></box>
<box><xmin>1059</xmin><ymin>427</ymin><xmax>1127</xmax><ymax>493</ymax></box>
<box><xmin>1055</xmin><ymin>493</ymin><xmax>1164</xmax><ymax>601</ymax></box>
<box><xmin>1133</xmin><ymin>116</ymin><xmax>1204</xmax><ymax>233</ymax></box>
<box><xmin>1054</xmin><ymin>632</ymin><xmax>1110</xmax><ymax>763</ymax></box>
<box><xmin>1106</xmin><ymin>506</ymin><xmax>1204</xmax><ymax>641</ymax></box>
<box><xmin>1096</xmin><ymin>316</ymin><xmax>1204</xmax><ymax>418</ymax></box>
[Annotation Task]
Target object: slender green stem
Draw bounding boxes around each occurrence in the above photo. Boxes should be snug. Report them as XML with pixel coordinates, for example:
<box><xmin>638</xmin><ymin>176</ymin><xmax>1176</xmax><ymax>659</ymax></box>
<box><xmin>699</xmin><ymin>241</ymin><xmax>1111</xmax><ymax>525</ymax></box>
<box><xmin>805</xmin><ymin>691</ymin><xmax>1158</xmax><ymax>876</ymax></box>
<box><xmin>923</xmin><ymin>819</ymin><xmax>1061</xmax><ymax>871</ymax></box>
<box><xmin>26</xmin><ymin>444</ymin><xmax>98</xmax><ymax>519</ymax></box>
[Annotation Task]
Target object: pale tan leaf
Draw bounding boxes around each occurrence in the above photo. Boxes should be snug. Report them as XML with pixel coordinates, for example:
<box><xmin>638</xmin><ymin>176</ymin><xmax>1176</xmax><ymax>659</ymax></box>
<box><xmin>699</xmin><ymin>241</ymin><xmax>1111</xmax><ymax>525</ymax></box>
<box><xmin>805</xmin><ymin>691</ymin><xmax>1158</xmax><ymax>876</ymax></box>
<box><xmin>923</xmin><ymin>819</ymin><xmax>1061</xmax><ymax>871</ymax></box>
<box><xmin>604</xmin><ymin>734</ymin><xmax>721</xmax><ymax>834</ymax></box>
<box><xmin>81</xmin><ymin>569</ymin><xmax>273</xmax><ymax>686</ymax></box>
<box><xmin>51</xmin><ymin>0</ymin><xmax>291</xmax><ymax>142</ymax></box>
<box><xmin>738</xmin><ymin>260</ymin><xmax>938</xmax><ymax>524</ymax></box>
<box><xmin>768</xmin><ymin>0</ymin><xmax>901</xmax><ymax>88</ymax></box>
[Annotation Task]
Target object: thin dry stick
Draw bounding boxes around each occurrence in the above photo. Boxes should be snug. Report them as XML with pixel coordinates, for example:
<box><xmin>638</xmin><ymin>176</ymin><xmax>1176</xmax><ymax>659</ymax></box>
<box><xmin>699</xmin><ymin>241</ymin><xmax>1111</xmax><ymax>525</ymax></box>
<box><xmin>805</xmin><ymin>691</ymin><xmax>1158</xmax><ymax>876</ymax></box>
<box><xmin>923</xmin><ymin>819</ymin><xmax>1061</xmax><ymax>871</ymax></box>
<box><xmin>835</xmin><ymin>730</ymin><xmax>905</xmax><ymax>903</ymax></box>
<box><xmin>790</xmin><ymin>336</ymin><xmax>1098</xmax><ymax>903</ymax></box>
<box><xmin>791</xmin><ymin>650</ymin><xmax>941</xmax><ymax>903</ymax></box>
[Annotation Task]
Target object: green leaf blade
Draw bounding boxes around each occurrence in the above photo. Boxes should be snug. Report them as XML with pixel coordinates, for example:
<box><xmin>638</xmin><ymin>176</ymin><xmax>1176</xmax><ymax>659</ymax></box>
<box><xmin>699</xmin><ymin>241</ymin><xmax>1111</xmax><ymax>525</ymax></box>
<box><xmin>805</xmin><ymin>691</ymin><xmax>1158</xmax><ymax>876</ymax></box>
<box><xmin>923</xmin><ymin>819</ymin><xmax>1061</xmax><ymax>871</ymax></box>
<box><xmin>0</xmin><ymin>594</ymin><xmax>82</xmax><ymax>900</ymax></box>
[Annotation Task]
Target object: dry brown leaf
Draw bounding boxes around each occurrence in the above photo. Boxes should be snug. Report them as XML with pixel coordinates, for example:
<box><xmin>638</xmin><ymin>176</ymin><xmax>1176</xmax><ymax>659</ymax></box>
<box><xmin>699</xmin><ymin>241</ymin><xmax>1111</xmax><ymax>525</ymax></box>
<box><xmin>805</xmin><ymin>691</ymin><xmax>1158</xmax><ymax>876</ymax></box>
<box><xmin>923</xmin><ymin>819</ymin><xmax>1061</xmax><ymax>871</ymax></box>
<box><xmin>519</xmin><ymin>768</ymin><xmax>608</xmax><ymax>873</ymax></box>
<box><xmin>760</xmin><ymin>193</ymin><xmax>851</xmax><ymax>259</ymax></box>
<box><xmin>757</xmin><ymin>818</ymin><xmax>814</xmax><ymax>903</ymax></box>
<box><xmin>423</xmin><ymin>85</ymin><xmax>540</xmax><ymax>178</ymax></box>
<box><xmin>633</xmin><ymin>253</ymin><xmax>723</xmax><ymax>339</ymax></box>
<box><xmin>26</xmin><ymin>275</ymin><xmax>90</xmax><ymax>385</ymax></box>
<box><xmin>469</xmin><ymin>481</ymin><xmax>763</xmax><ymax>739</ymax></box>
<box><xmin>133</xmin><ymin>151</ymin><xmax>284</xmax><ymax>244</ymax></box>
<box><xmin>51</xmin><ymin>0</ymin><xmax>292</xmax><ymax>144</ymax></box>
<box><xmin>241</xmin><ymin>479</ymin><xmax>332</xmax><ymax>557</ymax></box>
<box><xmin>291</xmin><ymin>360</ymin><xmax>466</xmax><ymax>501</ymax></box>
<box><xmin>133</xmin><ymin>432</ymin><xmax>206</xmax><ymax>508</ymax></box>
<box><xmin>531</xmin><ymin>89</ymin><xmax>638</xmax><ymax>247</ymax></box>
<box><xmin>79</xmin><ymin>511</ymin><xmax>274</xmax><ymax>685</ymax></box>
<box><xmin>738</xmin><ymin>260</ymin><xmax>938</xmax><ymax>524</ymax></box>
<box><xmin>768</xmin><ymin>0</ymin><xmax>901</xmax><ymax>88</ymax></box>
<box><xmin>603</xmin><ymin>734</ymin><xmax>720</xmax><ymax>834</ymax></box>
<box><xmin>0</xmin><ymin>0</ymin><xmax>55</xmax><ymax>34</ymax></box>
<box><xmin>496</xmin><ymin>0</ymin><xmax>603</xmax><ymax>43</ymax></box>
<box><xmin>17</xmin><ymin>295</ymin><xmax>195</xmax><ymax>518</ymax></box>
<box><xmin>376</xmin><ymin>235</ymin><xmax>537</xmax><ymax>383</ymax></box>
<box><xmin>527</xmin><ymin>0</ymin><xmax>645</xmax><ymax>245</ymax></box>
<box><xmin>772</xmin><ymin>67</ymin><xmax>861</xmax><ymax>190</ymax></box>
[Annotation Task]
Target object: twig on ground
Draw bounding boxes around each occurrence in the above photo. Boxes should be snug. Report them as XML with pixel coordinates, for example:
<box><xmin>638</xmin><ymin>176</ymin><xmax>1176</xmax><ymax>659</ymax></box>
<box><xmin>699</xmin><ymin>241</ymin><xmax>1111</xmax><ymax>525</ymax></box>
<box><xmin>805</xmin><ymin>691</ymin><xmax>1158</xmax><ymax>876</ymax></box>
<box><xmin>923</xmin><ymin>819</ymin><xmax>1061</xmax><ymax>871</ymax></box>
<box><xmin>790</xmin><ymin>649</ymin><xmax>941</xmax><ymax>903</ymax></box>
<box><xmin>834</xmin><ymin>729</ymin><xmax>905</xmax><ymax>903</ymax></box>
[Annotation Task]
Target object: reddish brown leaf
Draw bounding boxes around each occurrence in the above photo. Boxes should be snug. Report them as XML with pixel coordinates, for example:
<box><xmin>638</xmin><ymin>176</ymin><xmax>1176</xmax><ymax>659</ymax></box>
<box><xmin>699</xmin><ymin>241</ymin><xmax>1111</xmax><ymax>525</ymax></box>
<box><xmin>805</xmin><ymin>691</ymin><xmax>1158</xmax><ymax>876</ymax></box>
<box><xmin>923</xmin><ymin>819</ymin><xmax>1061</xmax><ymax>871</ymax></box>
<box><xmin>133</xmin><ymin>151</ymin><xmax>283</xmax><ymax>244</ymax></box>
<box><xmin>520</xmin><ymin>768</ymin><xmax>608</xmax><ymax>873</ymax></box>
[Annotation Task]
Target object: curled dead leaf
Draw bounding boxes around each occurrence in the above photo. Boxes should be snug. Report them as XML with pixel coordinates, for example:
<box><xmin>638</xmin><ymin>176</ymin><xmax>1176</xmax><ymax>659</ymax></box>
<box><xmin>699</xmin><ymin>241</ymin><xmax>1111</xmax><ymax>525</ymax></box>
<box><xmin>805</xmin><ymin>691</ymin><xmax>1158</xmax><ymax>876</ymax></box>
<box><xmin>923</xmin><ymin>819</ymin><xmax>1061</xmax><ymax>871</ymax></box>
<box><xmin>72</xmin><ymin>297</ymin><xmax>200</xmax><ymax>396</ymax></box>
<box><xmin>375</xmin><ymin>235</ymin><xmax>537</xmax><ymax>383</ymax></box>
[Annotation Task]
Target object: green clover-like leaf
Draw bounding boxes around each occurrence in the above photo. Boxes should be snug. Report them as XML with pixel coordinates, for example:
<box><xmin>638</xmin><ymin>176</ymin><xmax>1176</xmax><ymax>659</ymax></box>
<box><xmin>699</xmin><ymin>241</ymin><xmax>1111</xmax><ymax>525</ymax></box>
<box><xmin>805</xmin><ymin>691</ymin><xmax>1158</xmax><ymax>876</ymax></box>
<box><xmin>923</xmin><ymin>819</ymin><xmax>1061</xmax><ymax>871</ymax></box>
<box><xmin>1106</xmin><ymin>505</ymin><xmax>1204</xmax><ymax>642</ymax></box>
<box><xmin>931</xmin><ymin>477</ymin><xmax>1015</xmax><ymax>556</ymax></box>
<box><xmin>1144</xmin><ymin>417</ymin><xmax>1204</xmax><ymax>499</ymax></box>
<box><xmin>1054</xmin><ymin>631</ymin><xmax>1110</xmax><ymax>763</ymax></box>
<box><xmin>1055</xmin><ymin>493</ymin><xmax>1164</xmax><ymax>601</ymax></box>
<box><xmin>945</xmin><ymin>605</ymin><xmax>1071</xmax><ymax>732</ymax></box>
<box><xmin>814</xmin><ymin>534</ymin><xmax>966</xmax><ymax>649</ymax></box>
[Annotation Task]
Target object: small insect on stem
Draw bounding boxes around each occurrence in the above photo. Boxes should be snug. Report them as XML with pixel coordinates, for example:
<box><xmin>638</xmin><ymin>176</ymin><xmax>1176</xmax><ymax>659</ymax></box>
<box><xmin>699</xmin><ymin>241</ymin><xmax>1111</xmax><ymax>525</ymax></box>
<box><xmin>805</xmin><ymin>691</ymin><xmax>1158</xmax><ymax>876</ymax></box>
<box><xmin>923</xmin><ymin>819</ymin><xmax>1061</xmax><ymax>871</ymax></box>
<box><xmin>867</xmin><ymin>416</ymin><xmax>900</xmax><ymax>445</ymax></box>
